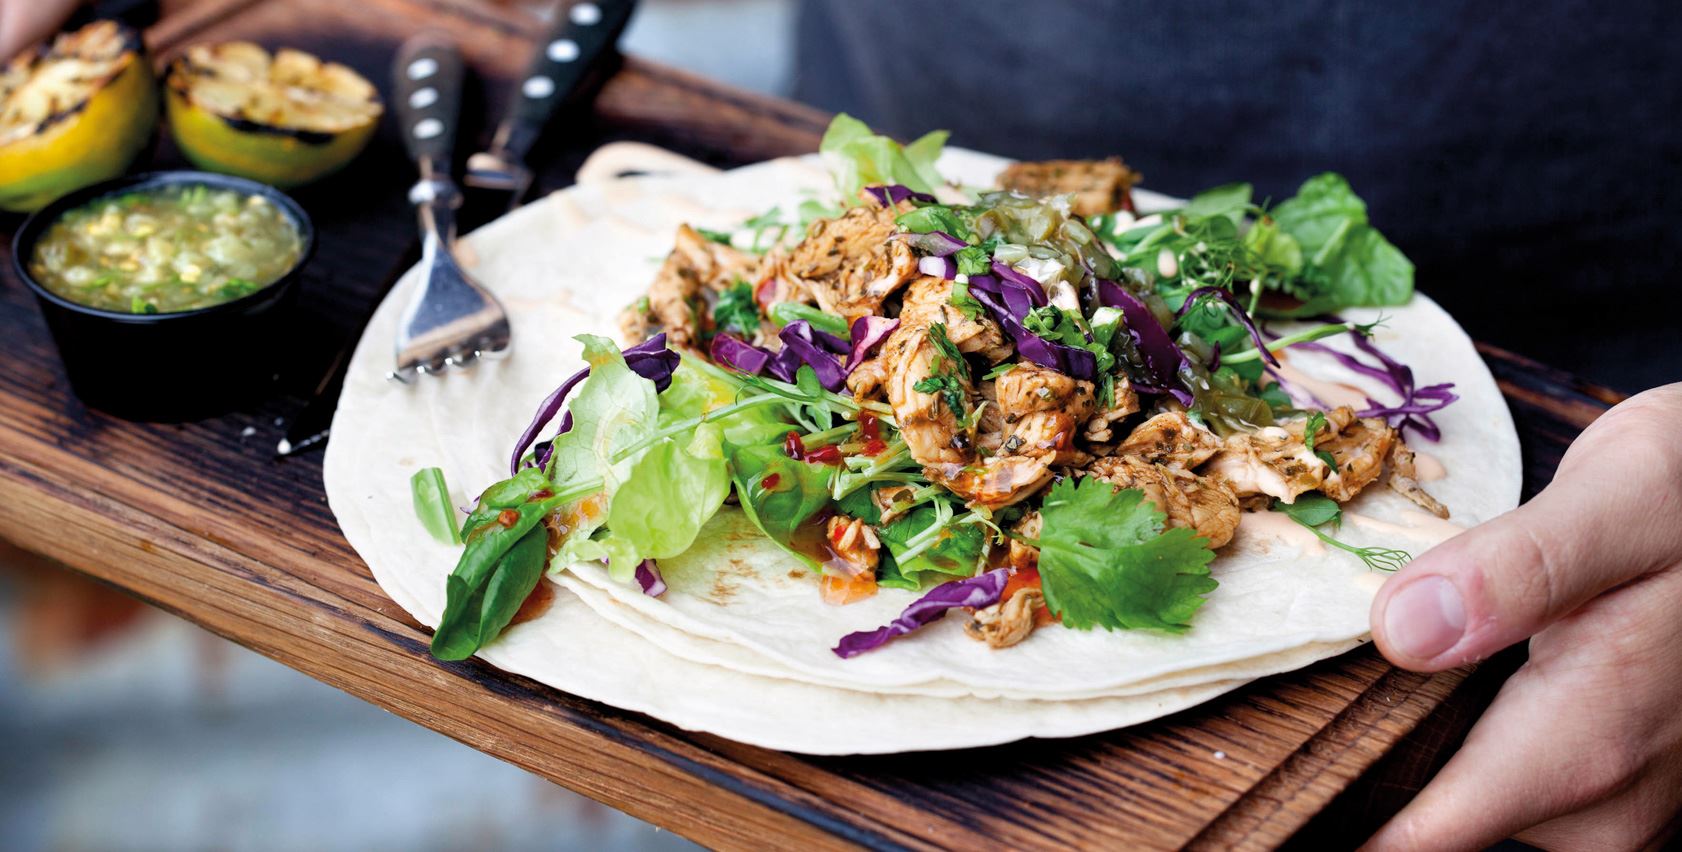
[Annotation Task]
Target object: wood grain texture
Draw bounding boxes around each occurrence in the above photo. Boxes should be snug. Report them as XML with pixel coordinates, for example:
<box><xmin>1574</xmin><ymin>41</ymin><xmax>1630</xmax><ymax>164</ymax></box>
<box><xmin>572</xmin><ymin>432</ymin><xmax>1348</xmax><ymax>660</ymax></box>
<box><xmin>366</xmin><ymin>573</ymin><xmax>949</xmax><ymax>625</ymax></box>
<box><xmin>0</xmin><ymin>0</ymin><xmax>1621</xmax><ymax>848</ymax></box>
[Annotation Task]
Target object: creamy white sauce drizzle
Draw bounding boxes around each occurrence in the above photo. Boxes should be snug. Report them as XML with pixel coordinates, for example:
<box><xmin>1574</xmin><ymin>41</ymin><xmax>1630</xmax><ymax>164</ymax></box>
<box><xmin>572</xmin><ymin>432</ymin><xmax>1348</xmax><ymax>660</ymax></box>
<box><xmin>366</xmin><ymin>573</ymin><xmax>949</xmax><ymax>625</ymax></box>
<box><xmin>1271</xmin><ymin>361</ymin><xmax>1370</xmax><ymax>410</ymax></box>
<box><xmin>1413</xmin><ymin>450</ymin><xmax>1447</xmax><ymax>481</ymax></box>
<box><xmin>1346</xmin><ymin>508</ymin><xmax>1467</xmax><ymax>544</ymax></box>
<box><xmin>1235</xmin><ymin>509</ymin><xmax>1327</xmax><ymax>555</ymax></box>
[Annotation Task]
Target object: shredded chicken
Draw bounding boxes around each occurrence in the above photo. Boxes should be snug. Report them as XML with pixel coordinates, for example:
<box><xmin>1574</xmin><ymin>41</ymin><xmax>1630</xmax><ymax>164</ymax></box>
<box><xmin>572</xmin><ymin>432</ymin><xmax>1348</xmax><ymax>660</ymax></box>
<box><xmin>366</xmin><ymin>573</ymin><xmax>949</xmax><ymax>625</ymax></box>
<box><xmin>1081</xmin><ymin>373</ymin><xmax>1141</xmax><ymax>445</ymax></box>
<box><xmin>1085</xmin><ymin>456</ymin><xmax>1242</xmax><ymax>548</ymax></box>
<box><xmin>1115</xmin><ymin>410</ymin><xmax>1222</xmax><ymax>467</ymax></box>
<box><xmin>1006</xmin><ymin>511</ymin><xmax>1042</xmax><ymax>570</ymax></box>
<box><xmin>620</xmin><ymin>224</ymin><xmax>761</xmax><ymax>349</ymax></box>
<box><xmin>871</xmin><ymin>484</ymin><xmax>919</xmax><ymax>526</ymax></box>
<box><xmin>1202</xmin><ymin>406</ymin><xmax>1397</xmax><ymax>505</ymax></box>
<box><xmin>965</xmin><ymin>588</ymin><xmax>1044</xmax><ymax>649</ymax></box>
<box><xmin>993</xmin><ymin>361</ymin><xmax>1094</xmax><ymax>466</ymax></box>
<box><xmin>996</xmin><ymin>157</ymin><xmax>1141</xmax><ymax>217</ymax></box>
<box><xmin>780</xmin><ymin>202</ymin><xmax>918</xmax><ymax>324</ymax></box>
<box><xmin>899</xmin><ymin>276</ymin><xmax>1012</xmax><ymax>362</ymax></box>
<box><xmin>881</xmin><ymin>323</ymin><xmax>1093</xmax><ymax>508</ymax></box>
<box><xmin>825</xmin><ymin>514</ymin><xmax>880</xmax><ymax>575</ymax></box>
<box><xmin>1317</xmin><ymin>411</ymin><xmax>1396</xmax><ymax>502</ymax></box>
<box><xmin>1386</xmin><ymin>441</ymin><xmax>1450</xmax><ymax>518</ymax></box>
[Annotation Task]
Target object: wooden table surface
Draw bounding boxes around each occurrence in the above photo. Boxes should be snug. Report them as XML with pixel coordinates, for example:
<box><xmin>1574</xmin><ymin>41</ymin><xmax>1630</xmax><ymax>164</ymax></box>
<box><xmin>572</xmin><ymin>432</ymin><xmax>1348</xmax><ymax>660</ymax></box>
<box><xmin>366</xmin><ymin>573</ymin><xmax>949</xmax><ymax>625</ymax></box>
<box><xmin>0</xmin><ymin>1</ymin><xmax>1622</xmax><ymax>848</ymax></box>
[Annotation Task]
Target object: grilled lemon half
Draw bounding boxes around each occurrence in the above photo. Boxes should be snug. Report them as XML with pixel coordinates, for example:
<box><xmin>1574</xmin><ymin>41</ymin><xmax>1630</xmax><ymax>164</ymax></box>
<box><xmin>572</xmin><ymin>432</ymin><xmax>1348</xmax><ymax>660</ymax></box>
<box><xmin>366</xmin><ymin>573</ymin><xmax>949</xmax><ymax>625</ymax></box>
<box><xmin>0</xmin><ymin>20</ymin><xmax>158</xmax><ymax>213</ymax></box>
<box><xmin>165</xmin><ymin>42</ymin><xmax>382</xmax><ymax>188</ymax></box>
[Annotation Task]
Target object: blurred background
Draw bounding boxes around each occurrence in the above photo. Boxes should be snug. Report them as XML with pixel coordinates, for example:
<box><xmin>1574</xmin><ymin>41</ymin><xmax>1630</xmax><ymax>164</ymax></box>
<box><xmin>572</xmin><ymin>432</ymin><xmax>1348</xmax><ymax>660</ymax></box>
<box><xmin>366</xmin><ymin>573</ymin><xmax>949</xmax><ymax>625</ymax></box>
<box><xmin>0</xmin><ymin>2</ymin><xmax>793</xmax><ymax>850</ymax></box>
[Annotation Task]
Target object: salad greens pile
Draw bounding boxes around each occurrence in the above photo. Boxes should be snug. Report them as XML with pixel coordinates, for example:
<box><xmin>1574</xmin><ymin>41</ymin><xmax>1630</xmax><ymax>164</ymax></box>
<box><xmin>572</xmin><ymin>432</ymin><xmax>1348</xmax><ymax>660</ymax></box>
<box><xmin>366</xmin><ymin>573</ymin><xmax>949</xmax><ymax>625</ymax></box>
<box><xmin>415</xmin><ymin>116</ymin><xmax>1442</xmax><ymax>663</ymax></box>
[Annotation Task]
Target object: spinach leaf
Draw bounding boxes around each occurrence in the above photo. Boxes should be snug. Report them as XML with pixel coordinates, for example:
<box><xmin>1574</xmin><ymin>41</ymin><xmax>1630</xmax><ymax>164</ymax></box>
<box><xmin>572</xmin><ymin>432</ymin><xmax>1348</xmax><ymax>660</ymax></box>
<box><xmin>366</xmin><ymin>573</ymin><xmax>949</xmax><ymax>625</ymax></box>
<box><xmin>728</xmin><ymin>442</ymin><xmax>837</xmax><ymax>568</ymax></box>
<box><xmin>433</xmin><ymin>499</ymin><xmax>559</xmax><ymax>660</ymax></box>
<box><xmin>876</xmin><ymin>504</ymin><xmax>985</xmax><ymax>585</ymax></box>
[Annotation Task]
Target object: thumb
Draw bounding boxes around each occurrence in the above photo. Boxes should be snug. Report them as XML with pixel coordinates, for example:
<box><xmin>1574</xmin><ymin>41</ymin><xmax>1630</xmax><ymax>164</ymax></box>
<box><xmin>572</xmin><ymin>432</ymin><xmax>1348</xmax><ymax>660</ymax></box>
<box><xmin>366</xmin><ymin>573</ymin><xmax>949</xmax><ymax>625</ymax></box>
<box><xmin>1371</xmin><ymin>395</ymin><xmax>1682</xmax><ymax>670</ymax></box>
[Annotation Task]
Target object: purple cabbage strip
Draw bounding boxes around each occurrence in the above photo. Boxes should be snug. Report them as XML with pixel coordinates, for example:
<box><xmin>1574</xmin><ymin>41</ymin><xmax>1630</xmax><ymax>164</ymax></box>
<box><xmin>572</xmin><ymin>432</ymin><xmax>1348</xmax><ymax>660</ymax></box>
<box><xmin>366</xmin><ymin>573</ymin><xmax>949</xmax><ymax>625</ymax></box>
<box><xmin>864</xmin><ymin>184</ymin><xmax>937</xmax><ymax>207</ymax></box>
<box><xmin>966</xmin><ymin>274</ymin><xmax>1096</xmax><ymax>380</ymax></box>
<box><xmin>511</xmin><ymin>334</ymin><xmax>680</xmax><ymax>475</ymax></box>
<box><xmin>901</xmin><ymin>230</ymin><xmax>968</xmax><ymax>257</ymax></box>
<box><xmin>1095</xmin><ymin>281</ymin><xmax>1195</xmax><ymax>406</ymax></box>
<box><xmin>832</xmin><ymin>568</ymin><xmax>1010</xmax><ymax>659</ymax></box>
<box><xmin>918</xmin><ymin>255</ymin><xmax>957</xmax><ymax>279</ymax></box>
<box><xmin>634</xmin><ymin>559</ymin><xmax>667</xmax><ymax>597</ymax></box>
<box><xmin>989</xmin><ymin>261</ymin><xmax>1048</xmax><ymax>308</ymax></box>
<box><xmin>1177</xmin><ymin>286</ymin><xmax>1277</xmax><ymax>367</ymax></box>
<box><xmin>624</xmin><ymin>334</ymin><xmax>682</xmax><ymax>391</ymax></box>
<box><xmin>770</xmin><ymin>320</ymin><xmax>848</xmax><ymax>391</ymax></box>
<box><xmin>709</xmin><ymin>333</ymin><xmax>772</xmax><ymax>375</ymax></box>
<box><xmin>1280</xmin><ymin>322</ymin><xmax>1458</xmax><ymax>442</ymax></box>
<box><xmin>844</xmin><ymin>316</ymin><xmax>899</xmax><ymax>378</ymax></box>
<box><xmin>510</xmin><ymin>366</ymin><xmax>589</xmax><ymax>475</ymax></box>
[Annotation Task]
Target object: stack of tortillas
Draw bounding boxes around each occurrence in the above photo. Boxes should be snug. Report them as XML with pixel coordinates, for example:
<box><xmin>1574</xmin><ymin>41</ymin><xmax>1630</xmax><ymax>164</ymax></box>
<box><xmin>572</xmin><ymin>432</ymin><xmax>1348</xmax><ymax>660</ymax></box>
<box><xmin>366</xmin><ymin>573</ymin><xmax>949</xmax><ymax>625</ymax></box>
<box><xmin>324</xmin><ymin>147</ymin><xmax>1520</xmax><ymax>754</ymax></box>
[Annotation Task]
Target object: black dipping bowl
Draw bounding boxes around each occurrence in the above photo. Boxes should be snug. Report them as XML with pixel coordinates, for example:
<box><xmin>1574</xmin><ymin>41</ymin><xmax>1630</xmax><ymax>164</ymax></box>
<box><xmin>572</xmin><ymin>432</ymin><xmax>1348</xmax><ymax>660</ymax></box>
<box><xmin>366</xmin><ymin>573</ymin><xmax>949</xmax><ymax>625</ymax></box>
<box><xmin>12</xmin><ymin>171</ymin><xmax>314</xmax><ymax>421</ymax></box>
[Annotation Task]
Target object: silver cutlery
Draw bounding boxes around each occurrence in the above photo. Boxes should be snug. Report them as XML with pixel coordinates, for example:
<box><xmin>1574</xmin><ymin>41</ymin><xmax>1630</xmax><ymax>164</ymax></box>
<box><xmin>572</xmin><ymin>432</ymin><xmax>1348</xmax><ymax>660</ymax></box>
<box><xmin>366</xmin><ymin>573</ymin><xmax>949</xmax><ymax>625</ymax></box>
<box><xmin>465</xmin><ymin>0</ymin><xmax>638</xmax><ymax>211</ymax></box>
<box><xmin>389</xmin><ymin>33</ymin><xmax>511</xmax><ymax>381</ymax></box>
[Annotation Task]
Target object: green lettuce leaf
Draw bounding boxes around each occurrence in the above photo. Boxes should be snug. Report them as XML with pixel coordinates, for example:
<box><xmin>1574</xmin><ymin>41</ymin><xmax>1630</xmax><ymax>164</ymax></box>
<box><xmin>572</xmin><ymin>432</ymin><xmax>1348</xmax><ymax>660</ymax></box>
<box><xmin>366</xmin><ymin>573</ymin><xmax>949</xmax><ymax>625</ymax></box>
<box><xmin>1037</xmin><ymin>477</ymin><xmax>1218</xmax><ymax>632</ymax></box>
<box><xmin>595</xmin><ymin>421</ymin><xmax>730</xmax><ymax>582</ymax></box>
<box><xmin>819</xmin><ymin>113</ymin><xmax>947</xmax><ymax>203</ymax></box>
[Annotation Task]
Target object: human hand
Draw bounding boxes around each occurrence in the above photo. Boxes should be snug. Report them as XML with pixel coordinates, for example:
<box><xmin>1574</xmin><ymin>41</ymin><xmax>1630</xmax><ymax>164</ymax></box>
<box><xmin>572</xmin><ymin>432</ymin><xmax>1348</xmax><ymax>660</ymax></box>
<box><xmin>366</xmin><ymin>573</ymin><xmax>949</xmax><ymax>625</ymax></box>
<box><xmin>0</xmin><ymin>0</ymin><xmax>85</xmax><ymax>62</ymax></box>
<box><xmin>1364</xmin><ymin>383</ymin><xmax>1682</xmax><ymax>851</ymax></box>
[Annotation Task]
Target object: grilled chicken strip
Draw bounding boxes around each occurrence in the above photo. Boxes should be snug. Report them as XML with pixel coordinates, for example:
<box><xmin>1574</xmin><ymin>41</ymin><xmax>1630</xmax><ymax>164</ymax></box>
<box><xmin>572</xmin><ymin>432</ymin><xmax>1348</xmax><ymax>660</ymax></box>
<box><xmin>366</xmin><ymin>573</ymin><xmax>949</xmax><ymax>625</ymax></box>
<box><xmin>996</xmin><ymin>157</ymin><xmax>1141</xmax><ymax>217</ymax></box>
<box><xmin>883</xmin><ymin>324</ymin><xmax>1093</xmax><ymax>508</ymax></box>
<box><xmin>620</xmin><ymin>224</ymin><xmax>761</xmax><ymax>349</ymax></box>
<box><xmin>780</xmin><ymin>202</ymin><xmax>919</xmax><ymax>324</ymax></box>
<box><xmin>899</xmin><ymin>276</ymin><xmax>1013</xmax><ymax>362</ymax></box>
<box><xmin>1203</xmin><ymin>406</ymin><xmax>1396</xmax><ymax>505</ymax></box>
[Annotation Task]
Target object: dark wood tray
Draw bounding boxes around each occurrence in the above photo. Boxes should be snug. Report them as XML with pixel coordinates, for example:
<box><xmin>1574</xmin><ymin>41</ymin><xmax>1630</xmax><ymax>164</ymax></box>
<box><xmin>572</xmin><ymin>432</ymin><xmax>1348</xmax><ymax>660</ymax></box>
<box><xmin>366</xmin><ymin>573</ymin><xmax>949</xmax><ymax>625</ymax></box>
<box><xmin>0</xmin><ymin>0</ymin><xmax>1619</xmax><ymax>847</ymax></box>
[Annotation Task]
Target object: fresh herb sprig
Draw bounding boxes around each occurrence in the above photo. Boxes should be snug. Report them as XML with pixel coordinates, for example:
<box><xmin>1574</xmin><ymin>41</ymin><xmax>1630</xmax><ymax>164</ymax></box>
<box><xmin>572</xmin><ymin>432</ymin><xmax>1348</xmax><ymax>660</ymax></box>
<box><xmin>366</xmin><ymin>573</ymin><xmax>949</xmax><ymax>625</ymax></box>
<box><xmin>1274</xmin><ymin>493</ymin><xmax>1410</xmax><ymax>572</ymax></box>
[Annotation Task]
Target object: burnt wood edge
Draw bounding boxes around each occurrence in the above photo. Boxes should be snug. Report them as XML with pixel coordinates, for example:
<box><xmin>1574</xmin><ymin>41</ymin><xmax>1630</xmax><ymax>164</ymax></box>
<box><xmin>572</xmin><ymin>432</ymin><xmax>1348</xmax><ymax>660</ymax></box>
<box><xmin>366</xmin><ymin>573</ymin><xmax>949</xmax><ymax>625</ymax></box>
<box><xmin>0</xmin><ymin>440</ymin><xmax>928</xmax><ymax>852</ymax></box>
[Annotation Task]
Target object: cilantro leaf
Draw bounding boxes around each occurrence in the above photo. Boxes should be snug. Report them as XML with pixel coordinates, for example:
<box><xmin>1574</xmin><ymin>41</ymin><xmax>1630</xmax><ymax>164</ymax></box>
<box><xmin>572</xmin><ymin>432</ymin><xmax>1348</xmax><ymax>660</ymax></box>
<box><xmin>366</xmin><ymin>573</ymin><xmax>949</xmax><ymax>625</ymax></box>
<box><xmin>953</xmin><ymin>245</ymin><xmax>991</xmax><ymax>277</ymax></box>
<box><xmin>1037</xmin><ymin>478</ymin><xmax>1218</xmax><ymax>632</ymax></box>
<box><xmin>948</xmin><ymin>279</ymin><xmax>984</xmax><ymax>320</ymax></box>
<box><xmin>926</xmin><ymin>323</ymin><xmax>969</xmax><ymax>380</ymax></box>
<box><xmin>913</xmin><ymin>374</ymin><xmax>966</xmax><ymax>418</ymax></box>
<box><xmin>711</xmin><ymin>280</ymin><xmax>760</xmax><ymax>337</ymax></box>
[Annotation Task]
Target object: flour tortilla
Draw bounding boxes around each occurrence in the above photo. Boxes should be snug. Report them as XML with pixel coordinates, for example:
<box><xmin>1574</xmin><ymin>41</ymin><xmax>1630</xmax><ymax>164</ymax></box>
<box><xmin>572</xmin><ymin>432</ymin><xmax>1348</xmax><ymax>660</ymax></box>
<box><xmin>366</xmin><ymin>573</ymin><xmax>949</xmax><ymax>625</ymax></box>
<box><xmin>324</xmin><ymin>148</ymin><xmax>1521</xmax><ymax>752</ymax></box>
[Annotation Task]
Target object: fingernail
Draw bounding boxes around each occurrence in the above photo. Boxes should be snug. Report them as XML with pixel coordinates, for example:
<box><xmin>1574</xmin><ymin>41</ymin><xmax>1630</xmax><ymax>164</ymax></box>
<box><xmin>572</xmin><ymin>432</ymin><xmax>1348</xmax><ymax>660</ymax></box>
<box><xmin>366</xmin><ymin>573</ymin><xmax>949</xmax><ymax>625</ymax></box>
<box><xmin>1383</xmin><ymin>575</ymin><xmax>1466</xmax><ymax>660</ymax></box>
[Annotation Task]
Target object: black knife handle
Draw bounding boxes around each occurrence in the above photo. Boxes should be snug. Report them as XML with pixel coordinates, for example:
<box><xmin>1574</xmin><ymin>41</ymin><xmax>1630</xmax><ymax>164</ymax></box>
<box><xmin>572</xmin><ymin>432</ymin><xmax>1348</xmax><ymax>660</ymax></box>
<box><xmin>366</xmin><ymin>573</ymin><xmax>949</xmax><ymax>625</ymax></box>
<box><xmin>497</xmin><ymin>0</ymin><xmax>636</xmax><ymax>160</ymax></box>
<box><xmin>392</xmin><ymin>34</ymin><xmax>465</xmax><ymax>178</ymax></box>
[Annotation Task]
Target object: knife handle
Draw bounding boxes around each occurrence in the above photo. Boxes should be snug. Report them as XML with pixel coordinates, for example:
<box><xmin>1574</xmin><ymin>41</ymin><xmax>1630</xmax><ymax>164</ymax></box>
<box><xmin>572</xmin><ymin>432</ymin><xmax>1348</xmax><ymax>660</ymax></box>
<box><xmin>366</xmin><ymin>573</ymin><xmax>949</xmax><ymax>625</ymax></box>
<box><xmin>497</xmin><ymin>0</ymin><xmax>637</xmax><ymax>160</ymax></box>
<box><xmin>392</xmin><ymin>34</ymin><xmax>466</xmax><ymax>179</ymax></box>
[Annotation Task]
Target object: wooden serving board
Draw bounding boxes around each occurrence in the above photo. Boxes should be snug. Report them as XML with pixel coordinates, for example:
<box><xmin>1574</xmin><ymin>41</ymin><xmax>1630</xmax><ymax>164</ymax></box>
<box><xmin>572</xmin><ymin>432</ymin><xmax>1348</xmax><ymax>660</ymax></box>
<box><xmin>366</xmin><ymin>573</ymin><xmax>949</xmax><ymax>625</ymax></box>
<box><xmin>0</xmin><ymin>0</ymin><xmax>1619</xmax><ymax>848</ymax></box>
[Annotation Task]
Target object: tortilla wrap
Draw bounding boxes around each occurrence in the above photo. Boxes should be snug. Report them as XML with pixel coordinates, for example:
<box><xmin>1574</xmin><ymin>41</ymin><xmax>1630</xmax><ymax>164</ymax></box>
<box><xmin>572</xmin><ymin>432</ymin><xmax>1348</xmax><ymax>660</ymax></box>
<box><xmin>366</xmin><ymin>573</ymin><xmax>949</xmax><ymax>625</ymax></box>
<box><xmin>324</xmin><ymin>148</ymin><xmax>1521</xmax><ymax>752</ymax></box>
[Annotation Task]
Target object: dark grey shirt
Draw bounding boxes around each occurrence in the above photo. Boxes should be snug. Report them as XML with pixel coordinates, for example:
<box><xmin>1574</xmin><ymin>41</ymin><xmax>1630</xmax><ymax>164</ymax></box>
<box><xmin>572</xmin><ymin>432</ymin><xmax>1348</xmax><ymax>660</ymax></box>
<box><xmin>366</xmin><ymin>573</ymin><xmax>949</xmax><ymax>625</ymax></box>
<box><xmin>795</xmin><ymin>0</ymin><xmax>1682</xmax><ymax>391</ymax></box>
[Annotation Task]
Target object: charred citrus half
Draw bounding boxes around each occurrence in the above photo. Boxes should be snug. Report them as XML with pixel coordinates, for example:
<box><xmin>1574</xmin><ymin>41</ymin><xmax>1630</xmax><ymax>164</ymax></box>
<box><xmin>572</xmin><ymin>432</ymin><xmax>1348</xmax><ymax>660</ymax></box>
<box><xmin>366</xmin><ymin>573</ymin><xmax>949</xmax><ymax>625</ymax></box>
<box><xmin>0</xmin><ymin>20</ymin><xmax>159</xmax><ymax>213</ymax></box>
<box><xmin>165</xmin><ymin>42</ymin><xmax>381</xmax><ymax>188</ymax></box>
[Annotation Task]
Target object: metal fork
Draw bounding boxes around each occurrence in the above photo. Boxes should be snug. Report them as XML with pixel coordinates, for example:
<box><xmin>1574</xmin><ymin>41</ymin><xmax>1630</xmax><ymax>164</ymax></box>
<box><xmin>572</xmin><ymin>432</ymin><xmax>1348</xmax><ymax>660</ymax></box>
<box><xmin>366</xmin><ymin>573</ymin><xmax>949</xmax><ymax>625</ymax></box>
<box><xmin>388</xmin><ymin>34</ymin><xmax>511</xmax><ymax>381</ymax></box>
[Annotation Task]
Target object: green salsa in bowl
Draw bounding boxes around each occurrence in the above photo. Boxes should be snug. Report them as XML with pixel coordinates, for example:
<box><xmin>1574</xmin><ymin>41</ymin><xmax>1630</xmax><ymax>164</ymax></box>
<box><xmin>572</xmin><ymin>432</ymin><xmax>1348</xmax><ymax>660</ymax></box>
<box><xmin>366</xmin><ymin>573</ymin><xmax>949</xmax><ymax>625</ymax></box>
<box><xmin>12</xmin><ymin>171</ymin><xmax>314</xmax><ymax>420</ymax></box>
<box><xmin>29</xmin><ymin>181</ymin><xmax>304</xmax><ymax>314</ymax></box>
